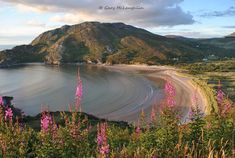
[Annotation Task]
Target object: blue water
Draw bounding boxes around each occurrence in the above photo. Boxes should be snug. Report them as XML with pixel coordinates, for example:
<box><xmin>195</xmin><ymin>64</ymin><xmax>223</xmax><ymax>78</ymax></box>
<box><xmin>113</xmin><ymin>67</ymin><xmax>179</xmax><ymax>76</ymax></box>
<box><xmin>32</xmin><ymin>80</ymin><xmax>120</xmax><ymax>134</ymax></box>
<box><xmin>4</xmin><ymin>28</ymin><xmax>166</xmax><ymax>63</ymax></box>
<box><xmin>0</xmin><ymin>45</ymin><xmax>15</xmax><ymax>51</ymax></box>
<box><xmin>0</xmin><ymin>64</ymin><xmax>164</xmax><ymax>122</ymax></box>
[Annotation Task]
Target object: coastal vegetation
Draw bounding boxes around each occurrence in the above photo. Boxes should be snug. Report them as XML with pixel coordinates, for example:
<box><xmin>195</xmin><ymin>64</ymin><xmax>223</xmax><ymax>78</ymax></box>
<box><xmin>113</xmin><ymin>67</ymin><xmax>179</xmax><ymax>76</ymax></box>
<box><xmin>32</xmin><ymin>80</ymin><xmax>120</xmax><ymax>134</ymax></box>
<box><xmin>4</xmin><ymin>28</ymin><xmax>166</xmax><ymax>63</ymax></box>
<box><xmin>0</xmin><ymin>75</ymin><xmax>234</xmax><ymax>158</ymax></box>
<box><xmin>178</xmin><ymin>59</ymin><xmax>235</xmax><ymax>102</ymax></box>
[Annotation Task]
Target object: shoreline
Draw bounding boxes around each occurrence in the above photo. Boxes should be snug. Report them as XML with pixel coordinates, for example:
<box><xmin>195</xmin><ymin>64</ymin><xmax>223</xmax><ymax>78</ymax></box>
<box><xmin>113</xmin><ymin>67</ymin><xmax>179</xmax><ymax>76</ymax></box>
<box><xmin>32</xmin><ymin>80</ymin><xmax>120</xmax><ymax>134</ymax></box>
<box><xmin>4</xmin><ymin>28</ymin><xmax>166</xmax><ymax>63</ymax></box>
<box><xmin>102</xmin><ymin>64</ymin><xmax>209</xmax><ymax>118</ymax></box>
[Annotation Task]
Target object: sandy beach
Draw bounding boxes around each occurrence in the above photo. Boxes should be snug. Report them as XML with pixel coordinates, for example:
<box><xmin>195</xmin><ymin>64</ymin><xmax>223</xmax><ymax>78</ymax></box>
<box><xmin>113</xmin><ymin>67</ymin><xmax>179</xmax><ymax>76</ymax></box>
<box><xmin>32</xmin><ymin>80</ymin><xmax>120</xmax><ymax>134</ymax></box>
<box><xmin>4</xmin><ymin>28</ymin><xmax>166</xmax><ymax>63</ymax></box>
<box><xmin>103</xmin><ymin>64</ymin><xmax>208</xmax><ymax>121</ymax></box>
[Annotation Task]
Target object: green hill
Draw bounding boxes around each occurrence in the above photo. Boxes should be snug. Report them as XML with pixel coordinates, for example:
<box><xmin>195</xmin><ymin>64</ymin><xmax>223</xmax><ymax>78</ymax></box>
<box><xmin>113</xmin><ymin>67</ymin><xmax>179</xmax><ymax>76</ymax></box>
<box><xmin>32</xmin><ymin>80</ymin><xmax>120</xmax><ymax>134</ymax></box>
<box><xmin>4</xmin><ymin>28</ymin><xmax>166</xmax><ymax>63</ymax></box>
<box><xmin>1</xmin><ymin>22</ymin><xmax>235</xmax><ymax>66</ymax></box>
<box><xmin>198</xmin><ymin>37</ymin><xmax>235</xmax><ymax>50</ymax></box>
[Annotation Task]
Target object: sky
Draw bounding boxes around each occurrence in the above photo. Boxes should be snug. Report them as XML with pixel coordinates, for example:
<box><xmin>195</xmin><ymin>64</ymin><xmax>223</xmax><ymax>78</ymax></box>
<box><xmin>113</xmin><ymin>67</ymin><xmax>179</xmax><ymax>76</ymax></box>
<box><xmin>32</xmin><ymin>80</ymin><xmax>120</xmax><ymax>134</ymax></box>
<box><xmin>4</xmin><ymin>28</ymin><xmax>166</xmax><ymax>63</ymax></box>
<box><xmin>0</xmin><ymin>0</ymin><xmax>235</xmax><ymax>45</ymax></box>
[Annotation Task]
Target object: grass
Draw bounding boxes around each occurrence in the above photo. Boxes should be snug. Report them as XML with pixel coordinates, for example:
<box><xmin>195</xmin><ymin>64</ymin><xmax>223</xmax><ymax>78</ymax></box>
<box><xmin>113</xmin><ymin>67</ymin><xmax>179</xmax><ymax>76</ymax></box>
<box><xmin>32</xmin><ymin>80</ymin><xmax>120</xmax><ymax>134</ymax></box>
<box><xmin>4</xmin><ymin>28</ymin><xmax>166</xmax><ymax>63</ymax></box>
<box><xmin>176</xmin><ymin>59</ymin><xmax>235</xmax><ymax>102</ymax></box>
<box><xmin>0</xmin><ymin>102</ymin><xmax>234</xmax><ymax>158</ymax></box>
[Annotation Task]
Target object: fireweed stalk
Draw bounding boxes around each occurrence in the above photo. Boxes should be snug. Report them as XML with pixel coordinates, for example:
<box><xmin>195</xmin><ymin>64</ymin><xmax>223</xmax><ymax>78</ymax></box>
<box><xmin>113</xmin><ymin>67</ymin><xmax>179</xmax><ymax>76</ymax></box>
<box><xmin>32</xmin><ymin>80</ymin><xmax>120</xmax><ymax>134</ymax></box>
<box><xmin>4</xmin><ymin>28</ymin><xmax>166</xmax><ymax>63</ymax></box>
<box><xmin>5</xmin><ymin>107</ymin><xmax>13</xmax><ymax>122</ymax></box>
<box><xmin>189</xmin><ymin>89</ymin><xmax>200</xmax><ymax>119</ymax></box>
<box><xmin>150</xmin><ymin>105</ymin><xmax>156</xmax><ymax>122</ymax></box>
<box><xmin>221</xmin><ymin>97</ymin><xmax>232</xmax><ymax>116</ymax></box>
<box><xmin>75</xmin><ymin>69</ymin><xmax>83</xmax><ymax>111</ymax></box>
<box><xmin>135</xmin><ymin>120</ymin><xmax>141</xmax><ymax>135</ymax></box>
<box><xmin>216</xmin><ymin>81</ymin><xmax>233</xmax><ymax>116</ymax></box>
<box><xmin>40</xmin><ymin>112</ymin><xmax>52</xmax><ymax>133</ymax></box>
<box><xmin>97</xmin><ymin>122</ymin><xmax>109</xmax><ymax>157</ymax></box>
<box><xmin>217</xmin><ymin>80</ymin><xmax>224</xmax><ymax>107</ymax></box>
<box><xmin>0</xmin><ymin>96</ymin><xmax>3</xmax><ymax>105</ymax></box>
<box><xmin>164</xmin><ymin>80</ymin><xmax>176</xmax><ymax>108</ymax></box>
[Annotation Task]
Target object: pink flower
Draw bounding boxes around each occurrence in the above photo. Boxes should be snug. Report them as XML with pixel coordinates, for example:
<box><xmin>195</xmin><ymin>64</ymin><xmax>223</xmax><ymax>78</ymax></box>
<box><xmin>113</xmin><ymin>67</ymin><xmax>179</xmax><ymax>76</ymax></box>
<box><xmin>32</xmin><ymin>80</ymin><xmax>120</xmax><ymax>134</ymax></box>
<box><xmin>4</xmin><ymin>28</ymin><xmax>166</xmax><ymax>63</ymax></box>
<box><xmin>164</xmin><ymin>81</ymin><xmax>176</xmax><ymax>97</ymax></box>
<box><xmin>75</xmin><ymin>69</ymin><xmax>83</xmax><ymax>111</ymax></box>
<box><xmin>75</xmin><ymin>80</ymin><xmax>83</xmax><ymax>99</ymax></box>
<box><xmin>0</xmin><ymin>96</ymin><xmax>3</xmax><ymax>105</ymax></box>
<box><xmin>191</xmin><ymin>90</ymin><xmax>199</xmax><ymax>106</ymax></box>
<box><xmin>136</xmin><ymin>126</ymin><xmax>141</xmax><ymax>134</ymax></box>
<box><xmin>221</xmin><ymin>99</ymin><xmax>232</xmax><ymax>116</ymax></box>
<box><xmin>41</xmin><ymin>113</ymin><xmax>52</xmax><ymax>132</ymax></box>
<box><xmin>5</xmin><ymin>107</ymin><xmax>13</xmax><ymax>121</ymax></box>
<box><xmin>100</xmin><ymin>144</ymin><xmax>110</xmax><ymax>155</ymax></box>
<box><xmin>164</xmin><ymin>81</ymin><xmax>176</xmax><ymax>108</ymax></box>
<box><xmin>97</xmin><ymin>135</ymin><xmax>103</xmax><ymax>145</ymax></box>
<box><xmin>135</xmin><ymin>120</ymin><xmax>141</xmax><ymax>135</ymax></box>
<box><xmin>166</xmin><ymin>97</ymin><xmax>176</xmax><ymax>107</ymax></box>
<box><xmin>97</xmin><ymin>122</ymin><xmax>109</xmax><ymax>156</ymax></box>
<box><xmin>217</xmin><ymin>89</ymin><xmax>224</xmax><ymax>104</ymax></box>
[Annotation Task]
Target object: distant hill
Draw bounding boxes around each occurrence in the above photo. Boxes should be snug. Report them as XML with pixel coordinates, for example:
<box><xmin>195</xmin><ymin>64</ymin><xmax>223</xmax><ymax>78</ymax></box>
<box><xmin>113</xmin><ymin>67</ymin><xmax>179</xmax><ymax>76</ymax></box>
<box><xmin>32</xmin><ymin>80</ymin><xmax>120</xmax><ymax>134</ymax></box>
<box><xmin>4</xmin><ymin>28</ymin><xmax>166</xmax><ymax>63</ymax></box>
<box><xmin>164</xmin><ymin>35</ymin><xmax>191</xmax><ymax>40</ymax></box>
<box><xmin>1</xmin><ymin>22</ymin><xmax>235</xmax><ymax>66</ymax></box>
<box><xmin>195</xmin><ymin>32</ymin><xmax>235</xmax><ymax>50</ymax></box>
<box><xmin>165</xmin><ymin>33</ymin><xmax>235</xmax><ymax>50</ymax></box>
<box><xmin>225</xmin><ymin>32</ymin><xmax>235</xmax><ymax>38</ymax></box>
<box><xmin>197</xmin><ymin>38</ymin><xmax>235</xmax><ymax>50</ymax></box>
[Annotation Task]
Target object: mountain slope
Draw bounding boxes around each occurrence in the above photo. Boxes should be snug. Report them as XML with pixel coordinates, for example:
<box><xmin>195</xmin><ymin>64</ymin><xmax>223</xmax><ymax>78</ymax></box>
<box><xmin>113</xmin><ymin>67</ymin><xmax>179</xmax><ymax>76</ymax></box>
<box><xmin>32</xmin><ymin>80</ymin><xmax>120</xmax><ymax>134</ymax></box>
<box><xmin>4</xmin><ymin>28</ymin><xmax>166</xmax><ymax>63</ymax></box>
<box><xmin>198</xmin><ymin>38</ymin><xmax>235</xmax><ymax>50</ymax></box>
<box><xmin>1</xmin><ymin>22</ymin><xmax>235</xmax><ymax>66</ymax></box>
<box><xmin>0</xmin><ymin>45</ymin><xmax>45</xmax><ymax>66</ymax></box>
<box><xmin>165</xmin><ymin>33</ymin><xmax>235</xmax><ymax>51</ymax></box>
<box><xmin>191</xmin><ymin>32</ymin><xmax>235</xmax><ymax>50</ymax></box>
<box><xmin>225</xmin><ymin>32</ymin><xmax>235</xmax><ymax>38</ymax></box>
<box><xmin>196</xmin><ymin>32</ymin><xmax>235</xmax><ymax>50</ymax></box>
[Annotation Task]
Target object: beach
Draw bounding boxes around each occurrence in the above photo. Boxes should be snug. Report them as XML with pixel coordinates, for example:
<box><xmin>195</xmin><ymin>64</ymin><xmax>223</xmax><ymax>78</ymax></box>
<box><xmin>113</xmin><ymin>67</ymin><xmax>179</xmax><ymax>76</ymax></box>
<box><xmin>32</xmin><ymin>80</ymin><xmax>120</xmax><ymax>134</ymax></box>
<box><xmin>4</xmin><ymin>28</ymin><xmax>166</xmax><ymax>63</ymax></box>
<box><xmin>103</xmin><ymin>64</ymin><xmax>208</xmax><ymax>121</ymax></box>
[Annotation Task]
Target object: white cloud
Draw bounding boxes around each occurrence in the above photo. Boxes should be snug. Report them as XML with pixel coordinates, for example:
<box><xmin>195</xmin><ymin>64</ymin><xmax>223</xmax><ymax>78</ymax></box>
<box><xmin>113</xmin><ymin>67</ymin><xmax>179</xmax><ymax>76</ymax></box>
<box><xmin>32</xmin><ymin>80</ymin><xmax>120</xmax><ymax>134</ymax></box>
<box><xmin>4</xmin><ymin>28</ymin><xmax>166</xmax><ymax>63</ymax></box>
<box><xmin>26</xmin><ymin>19</ymin><xmax>46</xmax><ymax>27</ymax></box>
<box><xmin>0</xmin><ymin>0</ymin><xmax>195</xmax><ymax>27</ymax></box>
<box><xmin>0</xmin><ymin>35</ymin><xmax>34</xmax><ymax>45</ymax></box>
<box><xmin>153</xmin><ymin>27</ymin><xmax>231</xmax><ymax>38</ymax></box>
<box><xmin>50</xmin><ymin>13</ymin><xmax>91</xmax><ymax>24</ymax></box>
<box><xmin>0</xmin><ymin>23</ymin><xmax>56</xmax><ymax>45</ymax></box>
<box><xmin>200</xmin><ymin>7</ymin><xmax>235</xmax><ymax>17</ymax></box>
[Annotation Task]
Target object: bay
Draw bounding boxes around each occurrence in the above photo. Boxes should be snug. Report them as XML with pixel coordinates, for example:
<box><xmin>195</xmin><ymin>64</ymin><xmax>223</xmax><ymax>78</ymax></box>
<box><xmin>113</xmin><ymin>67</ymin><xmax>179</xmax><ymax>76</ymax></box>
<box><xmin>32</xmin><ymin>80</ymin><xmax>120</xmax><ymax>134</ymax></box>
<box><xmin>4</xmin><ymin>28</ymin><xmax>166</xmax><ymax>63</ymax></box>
<box><xmin>0</xmin><ymin>64</ymin><xmax>164</xmax><ymax>122</ymax></box>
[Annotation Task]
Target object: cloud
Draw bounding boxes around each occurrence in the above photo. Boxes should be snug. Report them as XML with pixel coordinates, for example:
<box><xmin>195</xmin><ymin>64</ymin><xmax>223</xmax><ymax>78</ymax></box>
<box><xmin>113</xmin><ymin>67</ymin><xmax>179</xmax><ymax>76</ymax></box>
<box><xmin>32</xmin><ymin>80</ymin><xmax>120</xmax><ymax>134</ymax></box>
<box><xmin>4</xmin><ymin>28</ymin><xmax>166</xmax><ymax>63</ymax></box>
<box><xmin>200</xmin><ymin>7</ymin><xmax>235</xmax><ymax>17</ymax></box>
<box><xmin>152</xmin><ymin>26</ymin><xmax>229</xmax><ymax>38</ymax></box>
<box><xmin>0</xmin><ymin>35</ymin><xmax>34</xmax><ymax>45</ymax></box>
<box><xmin>222</xmin><ymin>25</ymin><xmax>235</xmax><ymax>28</ymax></box>
<box><xmin>157</xmin><ymin>31</ymin><xmax>210</xmax><ymax>38</ymax></box>
<box><xmin>0</xmin><ymin>0</ymin><xmax>195</xmax><ymax>27</ymax></box>
<box><xmin>26</xmin><ymin>20</ymin><xmax>46</xmax><ymax>27</ymax></box>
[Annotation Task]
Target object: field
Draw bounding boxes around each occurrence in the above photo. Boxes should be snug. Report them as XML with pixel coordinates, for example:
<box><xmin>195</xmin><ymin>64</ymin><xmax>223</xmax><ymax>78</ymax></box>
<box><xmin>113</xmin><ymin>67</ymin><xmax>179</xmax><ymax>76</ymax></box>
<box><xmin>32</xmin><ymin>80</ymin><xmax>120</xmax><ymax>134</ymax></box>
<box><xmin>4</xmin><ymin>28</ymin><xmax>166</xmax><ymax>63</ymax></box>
<box><xmin>177</xmin><ymin>59</ymin><xmax>235</xmax><ymax>102</ymax></box>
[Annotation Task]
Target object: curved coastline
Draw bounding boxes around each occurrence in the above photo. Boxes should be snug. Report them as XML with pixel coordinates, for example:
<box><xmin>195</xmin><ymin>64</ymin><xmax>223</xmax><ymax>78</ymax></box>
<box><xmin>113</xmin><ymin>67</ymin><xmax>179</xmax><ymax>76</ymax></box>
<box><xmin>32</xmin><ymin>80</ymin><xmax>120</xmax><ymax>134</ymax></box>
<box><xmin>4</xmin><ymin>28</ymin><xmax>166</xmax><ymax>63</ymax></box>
<box><xmin>102</xmin><ymin>64</ymin><xmax>209</xmax><ymax>121</ymax></box>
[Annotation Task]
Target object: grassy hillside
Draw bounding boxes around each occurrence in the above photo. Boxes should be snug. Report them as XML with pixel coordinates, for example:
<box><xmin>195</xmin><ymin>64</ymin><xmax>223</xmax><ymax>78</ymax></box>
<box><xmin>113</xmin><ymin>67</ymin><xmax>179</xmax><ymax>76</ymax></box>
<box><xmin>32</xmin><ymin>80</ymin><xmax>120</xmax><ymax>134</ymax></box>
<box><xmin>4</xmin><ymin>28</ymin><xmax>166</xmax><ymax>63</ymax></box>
<box><xmin>198</xmin><ymin>38</ymin><xmax>235</xmax><ymax>50</ymax></box>
<box><xmin>1</xmin><ymin>22</ymin><xmax>235</xmax><ymax>66</ymax></box>
<box><xmin>0</xmin><ymin>45</ymin><xmax>45</xmax><ymax>67</ymax></box>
